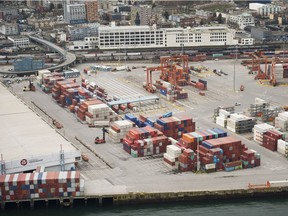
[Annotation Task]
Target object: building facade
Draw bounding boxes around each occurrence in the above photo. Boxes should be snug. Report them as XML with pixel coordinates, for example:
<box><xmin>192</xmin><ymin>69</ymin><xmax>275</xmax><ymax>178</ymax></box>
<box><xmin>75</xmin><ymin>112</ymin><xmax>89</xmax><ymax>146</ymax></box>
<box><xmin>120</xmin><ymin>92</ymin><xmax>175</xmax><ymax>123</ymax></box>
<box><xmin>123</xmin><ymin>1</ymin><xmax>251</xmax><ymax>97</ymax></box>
<box><xmin>64</xmin><ymin>3</ymin><xmax>87</xmax><ymax>24</ymax></box>
<box><xmin>0</xmin><ymin>23</ymin><xmax>19</xmax><ymax>35</ymax></box>
<box><xmin>68</xmin><ymin>24</ymin><xmax>98</xmax><ymax>41</ymax></box>
<box><xmin>229</xmin><ymin>13</ymin><xmax>255</xmax><ymax>30</ymax></box>
<box><xmin>249</xmin><ymin>3</ymin><xmax>283</xmax><ymax>17</ymax></box>
<box><xmin>98</xmin><ymin>24</ymin><xmax>238</xmax><ymax>50</ymax></box>
<box><xmin>67</xmin><ymin>36</ymin><xmax>98</xmax><ymax>51</ymax></box>
<box><xmin>130</xmin><ymin>5</ymin><xmax>152</xmax><ymax>26</ymax></box>
<box><xmin>13</xmin><ymin>57</ymin><xmax>45</xmax><ymax>72</ymax></box>
<box><xmin>85</xmin><ymin>0</ymin><xmax>98</xmax><ymax>23</ymax></box>
<box><xmin>8</xmin><ymin>36</ymin><xmax>30</xmax><ymax>47</ymax></box>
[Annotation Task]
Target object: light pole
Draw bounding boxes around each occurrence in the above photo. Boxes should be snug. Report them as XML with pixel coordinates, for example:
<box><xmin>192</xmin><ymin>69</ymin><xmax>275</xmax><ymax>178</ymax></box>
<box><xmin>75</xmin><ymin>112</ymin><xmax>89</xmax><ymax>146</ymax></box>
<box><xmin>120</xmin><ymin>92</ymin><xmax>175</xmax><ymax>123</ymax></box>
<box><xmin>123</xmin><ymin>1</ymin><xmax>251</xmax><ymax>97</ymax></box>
<box><xmin>233</xmin><ymin>45</ymin><xmax>238</xmax><ymax>92</ymax></box>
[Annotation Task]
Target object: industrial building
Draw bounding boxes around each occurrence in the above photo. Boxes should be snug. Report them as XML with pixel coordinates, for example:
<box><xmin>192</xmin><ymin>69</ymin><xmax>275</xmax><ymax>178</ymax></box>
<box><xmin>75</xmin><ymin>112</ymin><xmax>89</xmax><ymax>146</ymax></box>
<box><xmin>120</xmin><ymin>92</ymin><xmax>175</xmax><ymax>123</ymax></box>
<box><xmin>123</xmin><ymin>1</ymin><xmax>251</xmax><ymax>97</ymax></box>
<box><xmin>0</xmin><ymin>84</ymin><xmax>81</xmax><ymax>174</ymax></box>
<box><xmin>98</xmin><ymin>23</ymin><xmax>238</xmax><ymax>50</ymax></box>
<box><xmin>13</xmin><ymin>57</ymin><xmax>45</xmax><ymax>72</ymax></box>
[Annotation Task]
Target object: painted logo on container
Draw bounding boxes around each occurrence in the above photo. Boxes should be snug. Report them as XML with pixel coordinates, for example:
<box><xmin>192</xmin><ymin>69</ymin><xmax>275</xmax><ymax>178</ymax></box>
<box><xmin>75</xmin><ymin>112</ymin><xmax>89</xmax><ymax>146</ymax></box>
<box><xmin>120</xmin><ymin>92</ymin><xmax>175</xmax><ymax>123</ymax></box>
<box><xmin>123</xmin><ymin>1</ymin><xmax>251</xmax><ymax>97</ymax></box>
<box><xmin>20</xmin><ymin>159</ymin><xmax>28</xmax><ymax>166</ymax></box>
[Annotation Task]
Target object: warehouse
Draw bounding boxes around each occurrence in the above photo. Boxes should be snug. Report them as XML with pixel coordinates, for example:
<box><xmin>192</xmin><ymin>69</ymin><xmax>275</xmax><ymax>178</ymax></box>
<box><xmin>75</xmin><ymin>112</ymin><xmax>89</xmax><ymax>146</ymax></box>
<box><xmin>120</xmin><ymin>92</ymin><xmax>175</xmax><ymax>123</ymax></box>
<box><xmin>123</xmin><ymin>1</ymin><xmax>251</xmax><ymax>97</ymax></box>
<box><xmin>0</xmin><ymin>84</ymin><xmax>81</xmax><ymax>174</ymax></box>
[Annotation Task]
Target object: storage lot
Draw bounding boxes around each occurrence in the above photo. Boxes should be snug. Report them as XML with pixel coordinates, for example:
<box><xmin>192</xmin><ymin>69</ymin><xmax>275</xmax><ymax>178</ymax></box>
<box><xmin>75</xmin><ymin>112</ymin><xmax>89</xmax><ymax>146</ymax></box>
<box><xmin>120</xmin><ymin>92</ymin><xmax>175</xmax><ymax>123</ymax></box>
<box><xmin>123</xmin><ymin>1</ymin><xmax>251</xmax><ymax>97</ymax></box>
<box><xmin>2</xmin><ymin>59</ymin><xmax>288</xmax><ymax>194</ymax></box>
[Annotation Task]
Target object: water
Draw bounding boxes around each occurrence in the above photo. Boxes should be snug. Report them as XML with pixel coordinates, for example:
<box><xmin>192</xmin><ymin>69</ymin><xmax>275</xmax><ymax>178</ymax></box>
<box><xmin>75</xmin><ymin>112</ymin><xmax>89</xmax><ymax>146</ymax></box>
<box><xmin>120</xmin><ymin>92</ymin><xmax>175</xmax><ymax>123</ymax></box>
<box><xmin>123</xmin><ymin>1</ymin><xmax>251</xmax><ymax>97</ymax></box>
<box><xmin>1</xmin><ymin>197</ymin><xmax>288</xmax><ymax>216</ymax></box>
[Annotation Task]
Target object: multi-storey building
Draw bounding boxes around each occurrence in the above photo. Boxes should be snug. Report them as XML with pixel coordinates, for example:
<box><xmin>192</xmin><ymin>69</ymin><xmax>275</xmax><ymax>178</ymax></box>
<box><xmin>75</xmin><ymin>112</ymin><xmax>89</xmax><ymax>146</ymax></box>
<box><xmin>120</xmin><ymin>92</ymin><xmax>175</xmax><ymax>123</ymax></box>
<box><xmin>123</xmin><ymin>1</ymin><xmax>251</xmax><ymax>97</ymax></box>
<box><xmin>8</xmin><ymin>36</ymin><xmax>30</xmax><ymax>47</ymax></box>
<box><xmin>228</xmin><ymin>13</ymin><xmax>255</xmax><ymax>30</ymax></box>
<box><xmin>130</xmin><ymin>5</ymin><xmax>152</xmax><ymax>26</ymax></box>
<box><xmin>0</xmin><ymin>22</ymin><xmax>18</xmax><ymax>35</ymax></box>
<box><xmin>85</xmin><ymin>0</ymin><xmax>98</xmax><ymax>23</ymax></box>
<box><xmin>97</xmin><ymin>23</ymin><xmax>238</xmax><ymax>50</ymax></box>
<box><xmin>64</xmin><ymin>3</ymin><xmax>87</xmax><ymax>24</ymax></box>
<box><xmin>249</xmin><ymin>3</ymin><xmax>283</xmax><ymax>17</ymax></box>
<box><xmin>67</xmin><ymin>24</ymin><xmax>99</xmax><ymax>41</ymax></box>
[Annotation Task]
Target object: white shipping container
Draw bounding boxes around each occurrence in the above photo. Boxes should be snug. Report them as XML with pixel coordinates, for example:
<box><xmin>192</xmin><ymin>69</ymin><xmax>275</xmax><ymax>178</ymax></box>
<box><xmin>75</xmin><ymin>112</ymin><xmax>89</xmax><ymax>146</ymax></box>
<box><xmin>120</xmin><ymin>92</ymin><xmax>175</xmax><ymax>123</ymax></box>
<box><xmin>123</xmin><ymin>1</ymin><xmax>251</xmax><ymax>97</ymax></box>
<box><xmin>277</xmin><ymin>139</ymin><xmax>288</xmax><ymax>155</ymax></box>
<box><xmin>268</xmin><ymin>180</ymin><xmax>288</xmax><ymax>187</ymax></box>
<box><xmin>205</xmin><ymin>163</ymin><xmax>216</xmax><ymax>170</ymax></box>
<box><xmin>254</xmin><ymin>123</ymin><xmax>274</xmax><ymax>133</ymax></box>
<box><xmin>168</xmin><ymin>137</ymin><xmax>178</xmax><ymax>145</ymax></box>
<box><xmin>166</xmin><ymin>145</ymin><xmax>181</xmax><ymax>158</ymax></box>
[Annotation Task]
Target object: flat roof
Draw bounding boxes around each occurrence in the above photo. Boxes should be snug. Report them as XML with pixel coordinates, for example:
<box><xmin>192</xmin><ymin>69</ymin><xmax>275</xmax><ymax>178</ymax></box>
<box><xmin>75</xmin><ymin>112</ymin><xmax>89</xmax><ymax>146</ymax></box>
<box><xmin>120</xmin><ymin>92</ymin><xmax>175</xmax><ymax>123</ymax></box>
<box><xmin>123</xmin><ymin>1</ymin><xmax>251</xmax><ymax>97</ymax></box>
<box><xmin>0</xmin><ymin>84</ymin><xmax>80</xmax><ymax>172</ymax></box>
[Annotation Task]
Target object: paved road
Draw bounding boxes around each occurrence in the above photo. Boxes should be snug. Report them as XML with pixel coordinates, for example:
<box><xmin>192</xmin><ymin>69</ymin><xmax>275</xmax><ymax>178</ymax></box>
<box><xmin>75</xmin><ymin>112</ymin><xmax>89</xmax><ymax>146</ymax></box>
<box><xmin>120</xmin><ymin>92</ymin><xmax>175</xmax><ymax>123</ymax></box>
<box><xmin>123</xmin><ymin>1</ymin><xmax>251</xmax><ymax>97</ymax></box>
<box><xmin>0</xmin><ymin>36</ymin><xmax>76</xmax><ymax>75</ymax></box>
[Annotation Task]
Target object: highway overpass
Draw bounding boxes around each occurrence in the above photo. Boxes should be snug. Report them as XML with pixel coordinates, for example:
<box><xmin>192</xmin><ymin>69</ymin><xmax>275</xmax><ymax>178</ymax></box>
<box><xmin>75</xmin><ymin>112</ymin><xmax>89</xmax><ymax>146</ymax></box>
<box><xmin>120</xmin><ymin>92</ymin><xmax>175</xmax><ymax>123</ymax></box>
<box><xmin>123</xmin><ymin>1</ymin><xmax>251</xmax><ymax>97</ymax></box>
<box><xmin>0</xmin><ymin>35</ymin><xmax>76</xmax><ymax>75</ymax></box>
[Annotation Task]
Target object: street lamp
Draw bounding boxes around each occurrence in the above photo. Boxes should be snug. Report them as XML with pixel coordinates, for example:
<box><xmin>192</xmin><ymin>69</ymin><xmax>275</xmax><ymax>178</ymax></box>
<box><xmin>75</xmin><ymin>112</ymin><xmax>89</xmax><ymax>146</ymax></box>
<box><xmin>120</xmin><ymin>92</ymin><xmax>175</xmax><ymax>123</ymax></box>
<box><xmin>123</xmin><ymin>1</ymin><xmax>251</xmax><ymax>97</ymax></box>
<box><xmin>233</xmin><ymin>45</ymin><xmax>238</xmax><ymax>92</ymax></box>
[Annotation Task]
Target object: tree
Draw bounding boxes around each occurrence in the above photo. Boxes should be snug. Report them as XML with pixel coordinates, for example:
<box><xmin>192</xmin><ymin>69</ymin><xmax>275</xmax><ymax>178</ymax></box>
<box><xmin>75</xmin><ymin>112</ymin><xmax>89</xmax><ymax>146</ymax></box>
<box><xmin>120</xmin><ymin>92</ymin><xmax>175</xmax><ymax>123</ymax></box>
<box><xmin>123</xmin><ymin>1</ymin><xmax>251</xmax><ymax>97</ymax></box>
<box><xmin>134</xmin><ymin>11</ymin><xmax>140</xmax><ymax>26</ymax></box>
<box><xmin>284</xmin><ymin>26</ymin><xmax>288</xmax><ymax>32</ymax></box>
<box><xmin>49</xmin><ymin>2</ymin><xmax>55</xmax><ymax>11</ymax></box>
<box><xmin>217</xmin><ymin>13</ymin><xmax>223</xmax><ymax>24</ymax></box>
<box><xmin>57</xmin><ymin>3</ymin><xmax>63</xmax><ymax>9</ymax></box>
<box><xmin>163</xmin><ymin>11</ymin><xmax>169</xmax><ymax>20</ymax></box>
<box><xmin>212</xmin><ymin>12</ymin><xmax>217</xmax><ymax>20</ymax></box>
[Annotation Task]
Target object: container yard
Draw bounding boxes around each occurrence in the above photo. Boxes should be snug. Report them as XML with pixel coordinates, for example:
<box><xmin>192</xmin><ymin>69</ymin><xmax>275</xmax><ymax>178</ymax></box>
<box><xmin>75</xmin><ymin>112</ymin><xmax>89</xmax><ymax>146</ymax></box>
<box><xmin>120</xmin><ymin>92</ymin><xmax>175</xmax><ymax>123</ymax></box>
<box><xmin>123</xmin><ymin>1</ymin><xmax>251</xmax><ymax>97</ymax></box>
<box><xmin>1</xmin><ymin>56</ymin><xmax>288</xmax><ymax>209</ymax></box>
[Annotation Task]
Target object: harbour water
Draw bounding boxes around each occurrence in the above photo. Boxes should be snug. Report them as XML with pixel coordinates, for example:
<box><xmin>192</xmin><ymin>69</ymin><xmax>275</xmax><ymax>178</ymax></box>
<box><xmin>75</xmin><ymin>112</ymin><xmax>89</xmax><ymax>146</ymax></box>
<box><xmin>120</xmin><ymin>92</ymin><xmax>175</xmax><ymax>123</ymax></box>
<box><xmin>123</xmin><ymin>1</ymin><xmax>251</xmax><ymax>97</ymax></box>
<box><xmin>1</xmin><ymin>197</ymin><xmax>288</xmax><ymax>216</ymax></box>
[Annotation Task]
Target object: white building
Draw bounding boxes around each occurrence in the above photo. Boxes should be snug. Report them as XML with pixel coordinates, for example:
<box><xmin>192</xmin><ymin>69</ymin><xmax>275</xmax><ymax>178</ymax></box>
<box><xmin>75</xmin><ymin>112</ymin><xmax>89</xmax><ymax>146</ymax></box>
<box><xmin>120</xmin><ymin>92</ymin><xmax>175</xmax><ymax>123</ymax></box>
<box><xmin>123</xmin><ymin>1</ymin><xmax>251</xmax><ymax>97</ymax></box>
<box><xmin>64</xmin><ymin>3</ymin><xmax>87</xmax><ymax>24</ymax></box>
<box><xmin>50</xmin><ymin>31</ymin><xmax>67</xmax><ymax>44</ymax></box>
<box><xmin>98</xmin><ymin>23</ymin><xmax>238</xmax><ymax>50</ymax></box>
<box><xmin>67</xmin><ymin>36</ymin><xmax>98</xmax><ymax>51</ymax></box>
<box><xmin>0</xmin><ymin>23</ymin><xmax>19</xmax><ymax>36</ymax></box>
<box><xmin>229</xmin><ymin>13</ymin><xmax>255</xmax><ymax>30</ymax></box>
<box><xmin>249</xmin><ymin>3</ymin><xmax>283</xmax><ymax>17</ymax></box>
<box><xmin>98</xmin><ymin>23</ymin><xmax>165</xmax><ymax>50</ymax></box>
<box><xmin>8</xmin><ymin>36</ymin><xmax>30</xmax><ymax>47</ymax></box>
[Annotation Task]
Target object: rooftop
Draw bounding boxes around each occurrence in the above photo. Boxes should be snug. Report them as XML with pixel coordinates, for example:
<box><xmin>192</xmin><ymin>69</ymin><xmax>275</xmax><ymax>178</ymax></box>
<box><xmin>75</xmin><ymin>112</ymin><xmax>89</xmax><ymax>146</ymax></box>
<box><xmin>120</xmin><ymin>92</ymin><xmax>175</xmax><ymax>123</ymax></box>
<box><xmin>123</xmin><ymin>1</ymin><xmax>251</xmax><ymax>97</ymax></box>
<box><xmin>0</xmin><ymin>84</ymin><xmax>80</xmax><ymax>172</ymax></box>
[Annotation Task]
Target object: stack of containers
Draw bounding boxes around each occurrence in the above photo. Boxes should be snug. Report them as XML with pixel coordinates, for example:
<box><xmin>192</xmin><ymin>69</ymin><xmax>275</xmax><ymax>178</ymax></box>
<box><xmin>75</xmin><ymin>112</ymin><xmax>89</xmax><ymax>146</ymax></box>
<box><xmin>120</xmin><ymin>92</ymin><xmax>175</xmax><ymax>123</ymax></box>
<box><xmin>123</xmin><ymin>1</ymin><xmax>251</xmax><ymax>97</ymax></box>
<box><xmin>163</xmin><ymin>145</ymin><xmax>182</xmax><ymax>170</ymax></box>
<box><xmin>178</xmin><ymin>128</ymin><xmax>227</xmax><ymax>151</ymax></box>
<box><xmin>262</xmin><ymin>130</ymin><xmax>284</xmax><ymax>151</ymax></box>
<box><xmin>216</xmin><ymin>109</ymin><xmax>231</xmax><ymax>128</ymax></box>
<box><xmin>78</xmin><ymin>88</ymin><xmax>92</xmax><ymax>101</ymax></box>
<box><xmin>77</xmin><ymin>99</ymin><xmax>103</xmax><ymax>121</ymax></box>
<box><xmin>274</xmin><ymin>64</ymin><xmax>284</xmax><ymax>82</ymax></box>
<box><xmin>275</xmin><ymin>112</ymin><xmax>288</xmax><ymax>132</ymax></box>
<box><xmin>42</xmin><ymin>74</ymin><xmax>64</xmax><ymax>93</ymax></box>
<box><xmin>226</xmin><ymin>113</ymin><xmax>256</xmax><ymax>133</ymax></box>
<box><xmin>108</xmin><ymin>120</ymin><xmax>135</xmax><ymax>143</ymax></box>
<box><xmin>178</xmin><ymin>149</ymin><xmax>197</xmax><ymax>172</ymax></box>
<box><xmin>0</xmin><ymin>171</ymin><xmax>84</xmax><ymax>202</ymax></box>
<box><xmin>52</xmin><ymin>79</ymin><xmax>77</xmax><ymax>101</ymax></box>
<box><xmin>253</xmin><ymin>123</ymin><xmax>275</xmax><ymax>144</ymax></box>
<box><xmin>241</xmin><ymin>149</ymin><xmax>261</xmax><ymax>168</ymax></box>
<box><xmin>86</xmin><ymin>104</ymin><xmax>118</xmax><ymax>126</ymax></box>
<box><xmin>277</xmin><ymin>139</ymin><xmax>288</xmax><ymax>156</ymax></box>
<box><xmin>124</xmin><ymin>114</ymin><xmax>139</xmax><ymax>125</ymax></box>
<box><xmin>36</xmin><ymin>69</ymin><xmax>51</xmax><ymax>87</ymax></box>
<box><xmin>154</xmin><ymin>116</ymin><xmax>195</xmax><ymax>140</ymax></box>
<box><xmin>122</xmin><ymin>126</ymin><xmax>159</xmax><ymax>155</ymax></box>
<box><xmin>198</xmin><ymin>137</ymin><xmax>247</xmax><ymax>171</ymax></box>
<box><xmin>65</xmin><ymin>88</ymin><xmax>80</xmax><ymax>106</ymax></box>
<box><xmin>131</xmin><ymin>135</ymin><xmax>170</xmax><ymax>157</ymax></box>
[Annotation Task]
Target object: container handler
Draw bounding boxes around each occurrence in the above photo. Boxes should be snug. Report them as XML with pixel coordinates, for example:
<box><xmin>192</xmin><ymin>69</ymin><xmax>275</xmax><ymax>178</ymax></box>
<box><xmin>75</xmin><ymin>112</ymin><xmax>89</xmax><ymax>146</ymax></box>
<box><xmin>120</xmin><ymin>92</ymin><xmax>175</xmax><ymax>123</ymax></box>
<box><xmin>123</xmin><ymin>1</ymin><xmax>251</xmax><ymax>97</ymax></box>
<box><xmin>95</xmin><ymin>127</ymin><xmax>109</xmax><ymax>144</ymax></box>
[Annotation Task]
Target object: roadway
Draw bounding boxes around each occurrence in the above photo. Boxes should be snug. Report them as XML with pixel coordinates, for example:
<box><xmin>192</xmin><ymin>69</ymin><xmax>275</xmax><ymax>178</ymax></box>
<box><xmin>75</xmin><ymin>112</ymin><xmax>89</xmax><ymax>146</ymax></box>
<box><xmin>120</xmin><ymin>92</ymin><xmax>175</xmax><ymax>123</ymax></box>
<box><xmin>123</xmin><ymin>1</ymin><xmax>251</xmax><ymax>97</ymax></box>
<box><xmin>0</xmin><ymin>35</ymin><xmax>76</xmax><ymax>75</ymax></box>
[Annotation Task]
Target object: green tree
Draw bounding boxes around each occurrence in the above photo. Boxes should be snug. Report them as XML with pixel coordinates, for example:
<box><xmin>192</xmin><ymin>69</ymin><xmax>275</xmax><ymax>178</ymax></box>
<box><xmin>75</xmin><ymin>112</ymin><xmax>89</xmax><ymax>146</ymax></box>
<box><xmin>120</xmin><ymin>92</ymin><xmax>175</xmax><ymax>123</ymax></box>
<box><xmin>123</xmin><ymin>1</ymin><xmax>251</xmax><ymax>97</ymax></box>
<box><xmin>49</xmin><ymin>2</ymin><xmax>55</xmax><ymax>11</ymax></box>
<box><xmin>163</xmin><ymin>11</ymin><xmax>169</xmax><ymax>20</ymax></box>
<box><xmin>57</xmin><ymin>3</ymin><xmax>63</xmax><ymax>9</ymax></box>
<box><xmin>217</xmin><ymin>13</ymin><xmax>223</xmax><ymax>24</ymax></box>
